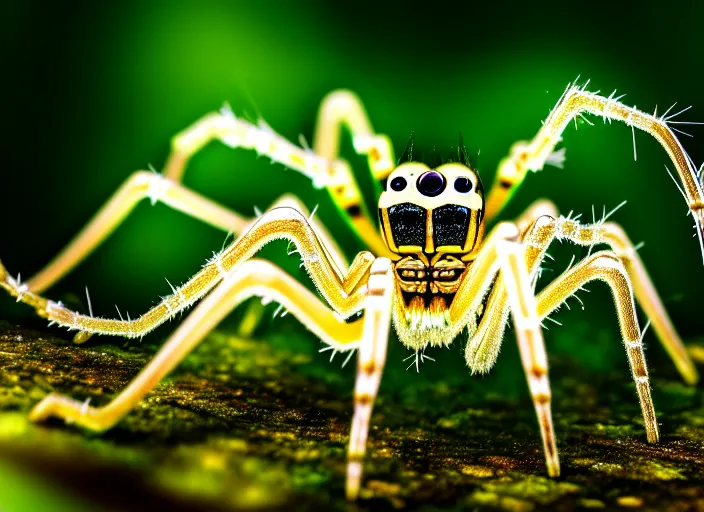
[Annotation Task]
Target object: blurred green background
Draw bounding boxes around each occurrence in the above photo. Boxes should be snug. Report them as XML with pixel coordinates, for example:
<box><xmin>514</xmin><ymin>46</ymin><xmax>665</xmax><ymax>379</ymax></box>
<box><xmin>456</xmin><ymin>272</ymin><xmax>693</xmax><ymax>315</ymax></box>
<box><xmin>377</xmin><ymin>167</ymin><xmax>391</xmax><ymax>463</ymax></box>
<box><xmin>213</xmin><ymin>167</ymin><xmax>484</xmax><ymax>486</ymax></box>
<box><xmin>1</xmin><ymin>0</ymin><xmax>704</xmax><ymax>499</ymax></box>
<box><xmin>2</xmin><ymin>1</ymin><xmax>703</xmax><ymax>380</ymax></box>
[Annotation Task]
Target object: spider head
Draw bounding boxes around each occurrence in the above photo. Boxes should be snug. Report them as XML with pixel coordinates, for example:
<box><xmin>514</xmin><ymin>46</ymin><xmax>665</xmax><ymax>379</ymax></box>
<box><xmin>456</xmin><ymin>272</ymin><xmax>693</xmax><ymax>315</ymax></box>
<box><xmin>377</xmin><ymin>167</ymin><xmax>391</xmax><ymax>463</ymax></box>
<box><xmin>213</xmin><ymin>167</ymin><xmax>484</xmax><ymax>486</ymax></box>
<box><xmin>378</xmin><ymin>151</ymin><xmax>485</xmax><ymax>258</ymax></box>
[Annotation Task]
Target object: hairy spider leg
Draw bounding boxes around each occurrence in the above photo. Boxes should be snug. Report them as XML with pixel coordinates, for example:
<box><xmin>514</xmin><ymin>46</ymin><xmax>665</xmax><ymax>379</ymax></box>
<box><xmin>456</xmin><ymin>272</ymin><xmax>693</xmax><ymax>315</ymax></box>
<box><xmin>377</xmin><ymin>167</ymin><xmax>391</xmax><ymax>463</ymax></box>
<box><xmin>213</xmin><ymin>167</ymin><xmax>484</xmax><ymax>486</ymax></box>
<box><xmin>484</xmin><ymin>83</ymin><xmax>704</xmax><ymax>258</ymax></box>
<box><xmin>462</xmin><ymin>199</ymin><xmax>558</xmax><ymax>370</ymax></box>
<box><xmin>468</xmin><ymin>203</ymin><xmax>579</xmax><ymax>373</ymax></box>
<box><xmin>514</xmin><ymin>199</ymin><xmax>560</xmax><ymax>234</ymax></box>
<box><xmin>27</xmin><ymin>258</ymin><xmax>365</xmax><ymax>432</ymax></box>
<box><xmin>1</xmin><ymin>208</ymin><xmax>374</xmax><ymax>341</ymax></box>
<box><xmin>466</xmin><ymin>207</ymin><xmax>698</xmax><ymax>385</ymax></box>
<box><xmin>163</xmin><ymin>90</ymin><xmax>397</xmax><ymax>258</ymax></box>
<box><xmin>496</xmin><ymin>234</ymin><xmax>560</xmax><ymax>477</ymax></box>
<box><xmin>346</xmin><ymin>257</ymin><xmax>393</xmax><ymax>500</ymax></box>
<box><xmin>536</xmin><ymin>250</ymin><xmax>658</xmax><ymax>443</ymax></box>
<box><xmin>232</xmin><ymin>194</ymin><xmax>350</xmax><ymax>337</ymax></box>
<box><xmin>413</xmin><ymin>222</ymin><xmax>558</xmax><ymax>477</ymax></box>
<box><xmin>447</xmin><ymin>216</ymin><xmax>657</xmax><ymax>476</ymax></box>
<box><xmin>461</xmin><ymin>217</ymin><xmax>663</xmax><ymax>467</ymax></box>
<box><xmin>25</xmin><ymin>171</ymin><xmax>348</xmax><ymax>295</ymax></box>
<box><xmin>503</xmin><ymin>247</ymin><xmax>658</xmax><ymax>476</ymax></box>
<box><xmin>350</xmin><ymin>223</ymin><xmax>560</xmax><ymax>498</ymax></box>
<box><xmin>313</xmin><ymin>90</ymin><xmax>396</xmax><ymax>257</ymax></box>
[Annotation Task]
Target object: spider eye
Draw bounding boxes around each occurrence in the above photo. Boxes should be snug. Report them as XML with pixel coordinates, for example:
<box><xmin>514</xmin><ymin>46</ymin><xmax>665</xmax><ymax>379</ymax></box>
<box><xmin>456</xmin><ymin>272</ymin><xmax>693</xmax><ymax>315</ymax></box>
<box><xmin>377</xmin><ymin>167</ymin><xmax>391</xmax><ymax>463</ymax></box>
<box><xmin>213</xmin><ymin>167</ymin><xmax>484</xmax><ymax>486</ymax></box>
<box><xmin>454</xmin><ymin>177</ymin><xmax>473</xmax><ymax>193</ymax></box>
<box><xmin>390</xmin><ymin>176</ymin><xmax>407</xmax><ymax>191</ymax></box>
<box><xmin>416</xmin><ymin>171</ymin><xmax>446</xmax><ymax>197</ymax></box>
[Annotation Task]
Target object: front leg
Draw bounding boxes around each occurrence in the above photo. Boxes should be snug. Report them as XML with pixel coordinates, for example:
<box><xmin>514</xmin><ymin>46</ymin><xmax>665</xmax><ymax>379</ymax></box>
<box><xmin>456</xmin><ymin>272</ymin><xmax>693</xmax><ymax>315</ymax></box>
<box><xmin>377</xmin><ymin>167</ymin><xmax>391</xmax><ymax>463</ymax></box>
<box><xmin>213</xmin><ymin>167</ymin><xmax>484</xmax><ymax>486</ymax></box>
<box><xmin>346</xmin><ymin>257</ymin><xmax>394</xmax><ymax>501</ymax></box>
<box><xmin>446</xmin><ymin>222</ymin><xmax>560</xmax><ymax>477</ymax></box>
<box><xmin>495</xmin><ymin>235</ymin><xmax>559</xmax><ymax>477</ymax></box>
<box><xmin>2</xmin><ymin>207</ymin><xmax>374</xmax><ymax>341</ymax></box>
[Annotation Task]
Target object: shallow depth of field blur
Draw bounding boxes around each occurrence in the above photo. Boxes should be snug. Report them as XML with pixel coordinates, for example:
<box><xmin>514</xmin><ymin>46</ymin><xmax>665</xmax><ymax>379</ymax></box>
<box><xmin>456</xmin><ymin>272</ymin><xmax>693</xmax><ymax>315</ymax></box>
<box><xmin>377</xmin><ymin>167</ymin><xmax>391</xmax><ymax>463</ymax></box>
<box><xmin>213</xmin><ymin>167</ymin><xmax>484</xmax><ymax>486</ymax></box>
<box><xmin>3</xmin><ymin>1</ymin><xmax>704</xmax><ymax>330</ymax></box>
<box><xmin>1</xmin><ymin>1</ymin><xmax>703</xmax><ymax>510</ymax></box>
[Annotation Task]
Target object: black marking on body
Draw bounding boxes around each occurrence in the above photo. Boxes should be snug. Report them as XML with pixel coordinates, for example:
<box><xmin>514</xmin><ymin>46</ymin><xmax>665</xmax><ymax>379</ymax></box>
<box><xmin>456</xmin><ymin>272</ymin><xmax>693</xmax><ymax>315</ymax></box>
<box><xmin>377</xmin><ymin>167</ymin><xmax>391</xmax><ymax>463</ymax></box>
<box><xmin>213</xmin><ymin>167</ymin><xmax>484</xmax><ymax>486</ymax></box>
<box><xmin>432</xmin><ymin>205</ymin><xmax>469</xmax><ymax>247</ymax></box>
<box><xmin>387</xmin><ymin>203</ymin><xmax>426</xmax><ymax>247</ymax></box>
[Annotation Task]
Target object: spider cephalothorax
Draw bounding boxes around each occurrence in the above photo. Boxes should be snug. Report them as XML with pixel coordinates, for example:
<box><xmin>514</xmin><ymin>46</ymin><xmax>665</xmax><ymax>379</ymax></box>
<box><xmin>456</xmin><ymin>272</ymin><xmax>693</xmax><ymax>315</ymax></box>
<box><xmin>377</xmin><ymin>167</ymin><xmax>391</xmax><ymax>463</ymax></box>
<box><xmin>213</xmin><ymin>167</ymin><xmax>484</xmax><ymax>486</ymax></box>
<box><xmin>2</xmin><ymin>84</ymin><xmax>703</xmax><ymax>502</ymax></box>
<box><xmin>379</xmin><ymin>159</ymin><xmax>485</xmax><ymax>349</ymax></box>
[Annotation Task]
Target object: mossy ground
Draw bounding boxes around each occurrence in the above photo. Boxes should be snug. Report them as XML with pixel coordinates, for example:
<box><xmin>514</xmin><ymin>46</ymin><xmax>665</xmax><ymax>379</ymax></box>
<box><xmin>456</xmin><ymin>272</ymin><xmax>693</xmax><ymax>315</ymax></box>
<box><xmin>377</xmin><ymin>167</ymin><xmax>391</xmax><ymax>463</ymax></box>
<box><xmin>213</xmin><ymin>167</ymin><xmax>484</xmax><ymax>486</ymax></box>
<box><xmin>0</xmin><ymin>319</ymin><xmax>703</xmax><ymax>511</ymax></box>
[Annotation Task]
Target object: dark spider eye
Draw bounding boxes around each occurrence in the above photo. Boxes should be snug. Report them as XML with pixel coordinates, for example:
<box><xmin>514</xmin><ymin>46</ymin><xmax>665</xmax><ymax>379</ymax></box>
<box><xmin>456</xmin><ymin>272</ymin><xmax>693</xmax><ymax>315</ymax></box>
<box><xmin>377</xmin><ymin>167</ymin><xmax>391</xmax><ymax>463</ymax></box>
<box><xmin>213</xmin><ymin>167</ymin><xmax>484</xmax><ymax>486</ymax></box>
<box><xmin>390</xmin><ymin>176</ymin><xmax>407</xmax><ymax>191</ymax></box>
<box><xmin>454</xmin><ymin>177</ymin><xmax>473</xmax><ymax>193</ymax></box>
<box><xmin>416</xmin><ymin>171</ymin><xmax>446</xmax><ymax>197</ymax></box>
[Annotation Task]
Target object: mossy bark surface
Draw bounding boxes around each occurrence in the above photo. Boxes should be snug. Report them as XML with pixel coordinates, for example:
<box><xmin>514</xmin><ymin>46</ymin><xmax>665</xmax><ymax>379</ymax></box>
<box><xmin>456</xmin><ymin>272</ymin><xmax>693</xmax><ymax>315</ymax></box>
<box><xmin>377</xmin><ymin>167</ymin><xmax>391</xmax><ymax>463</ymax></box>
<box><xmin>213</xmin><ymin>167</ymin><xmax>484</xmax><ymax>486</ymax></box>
<box><xmin>0</xmin><ymin>320</ymin><xmax>703</xmax><ymax>511</ymax></box>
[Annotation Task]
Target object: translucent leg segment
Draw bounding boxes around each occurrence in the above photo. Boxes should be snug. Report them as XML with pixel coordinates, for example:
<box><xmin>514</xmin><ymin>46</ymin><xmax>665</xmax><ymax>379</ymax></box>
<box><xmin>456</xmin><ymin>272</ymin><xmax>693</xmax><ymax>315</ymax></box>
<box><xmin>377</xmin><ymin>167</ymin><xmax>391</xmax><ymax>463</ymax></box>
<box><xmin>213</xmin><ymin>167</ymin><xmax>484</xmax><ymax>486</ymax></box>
<box><xmin>535</xmin><ymin>251</ymin><xmax>659</xmax><ymax>443</ymax></box>
<box><xmin>23</xmin><ymin>170</ymin><xmax>347</xmax><ymax>294</ymax></box>
<box><xmin>2</xmin><ymin>208</ymin><xmax>375</xmax><ymax>341</ymax></box>
<box><xmin>466</xmin><ymin>205</ymin><xmax>698</xmax><ymax>386</ymax></box>
<box><xmin>163</xmin><ymin>92</ymin><xmax>397</xmax><ymax>258</ymax></box>
<box><xmin>485</xmin><ymin>83</ymin><xmax>704</xmax><ymax>261</ymax></box>
<box><xmin>28</xmin><ymin>259</ymin><xmax>364</xmax><ymax>431</ymax></box>
<box><xmin>346</xmin><ymin>257</ymin><xmax>393</xmax><ymax>501</ymax></box>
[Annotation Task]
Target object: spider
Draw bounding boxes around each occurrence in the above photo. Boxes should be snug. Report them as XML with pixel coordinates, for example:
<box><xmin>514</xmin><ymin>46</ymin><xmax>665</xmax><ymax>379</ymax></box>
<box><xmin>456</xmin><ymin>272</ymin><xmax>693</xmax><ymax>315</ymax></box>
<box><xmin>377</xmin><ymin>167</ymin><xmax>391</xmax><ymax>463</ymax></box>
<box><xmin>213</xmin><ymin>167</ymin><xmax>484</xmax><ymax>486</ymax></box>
<box><xmin>1</xmin><ymin>81</ymin><xmax>703</xmax><ymax>501</ymax></box>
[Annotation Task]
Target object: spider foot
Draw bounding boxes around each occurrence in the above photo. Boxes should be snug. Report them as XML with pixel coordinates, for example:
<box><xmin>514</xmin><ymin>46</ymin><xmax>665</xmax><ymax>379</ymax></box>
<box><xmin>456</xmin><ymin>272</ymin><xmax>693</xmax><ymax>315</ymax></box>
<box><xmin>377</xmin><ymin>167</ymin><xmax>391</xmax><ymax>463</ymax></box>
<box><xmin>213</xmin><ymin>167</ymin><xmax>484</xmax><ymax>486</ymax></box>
<box><xmin>29</xmin><ymin>393</ymin><xmax>108</xmax><ymax>432</ymax></box>
<box><xmin>547</xmin><ymin>460</ymin><xmax>561</xmax><ymax>478</ymax></box>
<box><xmin>345</xmin><ymin>459</ymin><xmax>362</xmax><ymax>501</ymax></box>
<box><xmin>73</xmin><ymin>331</ymin><xmax>95</xmax><ymax>344</ymax></box>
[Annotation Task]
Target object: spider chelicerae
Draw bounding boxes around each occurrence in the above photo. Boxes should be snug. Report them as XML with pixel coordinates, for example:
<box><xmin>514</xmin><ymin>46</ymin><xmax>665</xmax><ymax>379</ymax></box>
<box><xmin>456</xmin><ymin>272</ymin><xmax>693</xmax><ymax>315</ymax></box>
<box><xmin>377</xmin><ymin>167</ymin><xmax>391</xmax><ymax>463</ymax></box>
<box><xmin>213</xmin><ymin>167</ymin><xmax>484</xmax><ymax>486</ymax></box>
<box><xmin>1</xmin><ymin>81</ymin><xmax>703</xmax><ymax>500</ymax></box>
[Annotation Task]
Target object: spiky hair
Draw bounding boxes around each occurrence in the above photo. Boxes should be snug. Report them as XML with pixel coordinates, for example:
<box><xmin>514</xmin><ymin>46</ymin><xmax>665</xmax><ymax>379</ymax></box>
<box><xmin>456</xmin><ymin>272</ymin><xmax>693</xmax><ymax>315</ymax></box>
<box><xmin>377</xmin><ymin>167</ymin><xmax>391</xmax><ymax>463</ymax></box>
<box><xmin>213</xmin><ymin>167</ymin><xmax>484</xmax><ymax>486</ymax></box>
<box><xmin>397</xmin><ymin>133</ymin><xmax>474</xmax><ymax>170</ymax></box>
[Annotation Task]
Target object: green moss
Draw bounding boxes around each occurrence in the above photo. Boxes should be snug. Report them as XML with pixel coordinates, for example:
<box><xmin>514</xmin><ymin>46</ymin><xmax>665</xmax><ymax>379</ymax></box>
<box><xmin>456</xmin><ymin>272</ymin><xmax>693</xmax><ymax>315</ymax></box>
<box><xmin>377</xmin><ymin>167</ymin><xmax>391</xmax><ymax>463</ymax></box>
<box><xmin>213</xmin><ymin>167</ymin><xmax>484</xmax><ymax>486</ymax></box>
<box><xmin>482</xmin><ymin>476</ymin><xmax>580</xmax><ymax>505</ymax></box>
<box><xmin>0</xmin><ymin>324</ymin><xmax>703</xmax><ymax>510</ymax></box>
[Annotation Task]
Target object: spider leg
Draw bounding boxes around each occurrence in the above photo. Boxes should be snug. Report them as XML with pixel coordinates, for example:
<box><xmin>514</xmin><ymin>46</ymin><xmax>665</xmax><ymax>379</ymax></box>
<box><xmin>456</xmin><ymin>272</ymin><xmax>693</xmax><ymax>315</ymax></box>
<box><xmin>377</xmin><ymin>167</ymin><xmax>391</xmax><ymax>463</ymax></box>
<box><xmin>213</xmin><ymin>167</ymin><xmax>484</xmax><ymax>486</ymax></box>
<box><xmin>346</xmin><ymin>257</ymin><xmax>394</xmax><ymax>501</ymax></box>
<box><xmin>482</xmin><ymin>247</ymin><xmax>658</xmax><ymax>478</ymax></box>
<box><xmin>26</xmin><ymin>171</ymin><xmax>242</xmax><ymax>293</ymax></box>
<box><xmin>28</xmin><ymin>258</ymin><xmax>364</xmax><ymax>431</ymax></box>
<box><xmin>484</xmin><ymin>83</ymin><xmax>704</xmax><ymax>257</ymax></box>
<box><xmin>449</xmin><ymin>216</ymin><xmax>671</xmax><ymax>474</ymax></box>
<box><xmin>495</xmin><ymin>233</ymin><xmax>559</xmax><ymax>477</ymax></box>
<box><xmin>234</xmin><ymin>194</ymin><xmax>350</xmax><ymax>338</ymax></box>
<box><xmin>22</xmin><ymin>170</ymin><xmax>347</xmax><ymax>293</ymax></box>
<box><xmin>514</xmin><ymin>199</ymin><xmax>560</xmax><ymax>234</ymax></box>
<box><xmin>536</xmin><ymin>250</ymin><xmax>659</xmax><ymax>443</ymax></box>
<box><xmin>445</xmin><ymin>221</ymin><xmax>561</xmax><ymax>477</ymax></box>
<box><xmin>314</xmin><ymin>91</ymin><xmax>395</xmax><ymax>183</ymax></box>
<box><xmin>313</xmin><ymin>91</ymin><xmax>396</xmax><ymax>258</ymax></box>
<box><xmin>601</xmin><ymin>221</ymin><xmax>697</xmax><ymax>383</ymax></box>
<box><xmin>162</xmin><ymin>93</ymin><xmax>397</xmax><ymax>258</ymax></box>
<box><xmin>465</xmin><ymin>200</ymin><xmax>558</xmax><ymax>374</ymax></box>
<box><xmin>466</xmin><ymin>209</ymin><xmax>698</xmax><ymax>384</ymax></box>
<box><xmin>2</xmin><ymin>207</ymin><xmax>374</xmax><ymax>342</ymax></box>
